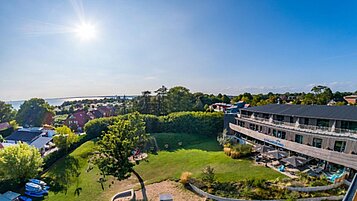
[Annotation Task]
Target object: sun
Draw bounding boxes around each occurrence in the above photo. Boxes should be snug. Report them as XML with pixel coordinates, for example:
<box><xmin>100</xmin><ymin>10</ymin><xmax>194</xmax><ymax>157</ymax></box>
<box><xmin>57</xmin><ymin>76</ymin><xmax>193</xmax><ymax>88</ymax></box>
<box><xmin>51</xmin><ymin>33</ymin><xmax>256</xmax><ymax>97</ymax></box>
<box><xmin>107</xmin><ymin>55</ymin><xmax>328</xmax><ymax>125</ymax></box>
<box><xmin>74</xmin><ymin>22</ymin><xmax>96</xmax><ymax>41</ymax></box>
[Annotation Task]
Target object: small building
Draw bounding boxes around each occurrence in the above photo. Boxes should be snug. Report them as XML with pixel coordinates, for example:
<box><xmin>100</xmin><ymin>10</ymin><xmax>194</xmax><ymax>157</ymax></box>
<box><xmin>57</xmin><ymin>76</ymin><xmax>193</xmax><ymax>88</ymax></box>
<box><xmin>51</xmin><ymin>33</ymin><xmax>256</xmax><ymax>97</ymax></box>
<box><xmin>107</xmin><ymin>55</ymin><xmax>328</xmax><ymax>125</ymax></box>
<box><xmin>64</xmin><ymin>110</ymin><xmax>91</xmax><ymax>132</ymax></box>
<box><xmin>209</xmin><ymin>103</ymin><xmax>232</xmax><ymax>112</ymax></box>
<box><xmin>344</xmin><ymin>95</ymin><xmax>357</xmax><ymax>105</ymax></box>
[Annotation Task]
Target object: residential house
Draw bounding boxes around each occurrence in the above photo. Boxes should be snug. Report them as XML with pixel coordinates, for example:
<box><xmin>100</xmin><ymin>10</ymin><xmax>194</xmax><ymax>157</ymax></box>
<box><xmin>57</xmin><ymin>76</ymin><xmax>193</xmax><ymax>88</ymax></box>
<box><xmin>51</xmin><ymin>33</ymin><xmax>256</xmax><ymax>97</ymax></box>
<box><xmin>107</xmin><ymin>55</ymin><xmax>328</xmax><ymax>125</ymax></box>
<box><xmin>5</xmin><ymin>127</ymin><xmax>54</xmax><ymax>154</ymax></box>
<box><xmin>344</xmin><ymin>95</ymin><xmax>357</xmax><ymax>105</ymax></box>
<box><xmin>64</xmin><ymin>110</ymin><xmax>91</xmax><ymax>132</ymax></box>
<box><xmin>97</xmin><ymin>106</ymin><xmax>114</xmax><ymax>117</ymax></box>
<box><xmin>90</xmin><ymin>109</ymin><xmax>104</xmax><ymax>119</ymax></box>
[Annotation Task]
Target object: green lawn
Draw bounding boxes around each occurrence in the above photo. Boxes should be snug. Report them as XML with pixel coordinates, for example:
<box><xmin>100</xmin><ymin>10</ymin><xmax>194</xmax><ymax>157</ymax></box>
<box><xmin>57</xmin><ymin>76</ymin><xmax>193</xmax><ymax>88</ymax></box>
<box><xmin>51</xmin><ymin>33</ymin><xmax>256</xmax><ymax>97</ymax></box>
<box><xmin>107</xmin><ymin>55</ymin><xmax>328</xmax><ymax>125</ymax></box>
<box><xmin>41</xmin><ymin>133</ymin><xmax>285</xmax><ymax>200</ymax></box>
<box><xmin>41</xmin><ymin>141</ymin><xmax>106</xmax><ymax>201</ymax></box>
<box><xmin>136</xmin><ymin>133</ymin><xmax>285</xmax><ymax>183</ymax></box>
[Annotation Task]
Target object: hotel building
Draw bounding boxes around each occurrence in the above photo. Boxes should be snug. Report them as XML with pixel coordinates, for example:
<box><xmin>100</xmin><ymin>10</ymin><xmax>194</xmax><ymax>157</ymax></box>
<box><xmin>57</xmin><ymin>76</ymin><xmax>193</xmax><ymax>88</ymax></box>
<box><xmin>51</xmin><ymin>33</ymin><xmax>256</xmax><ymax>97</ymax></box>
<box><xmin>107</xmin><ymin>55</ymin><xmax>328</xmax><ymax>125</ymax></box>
<box><xmin>226</xmin><ymin>104</ymin><xmax>357</xmax><ymax>177</ymax></box>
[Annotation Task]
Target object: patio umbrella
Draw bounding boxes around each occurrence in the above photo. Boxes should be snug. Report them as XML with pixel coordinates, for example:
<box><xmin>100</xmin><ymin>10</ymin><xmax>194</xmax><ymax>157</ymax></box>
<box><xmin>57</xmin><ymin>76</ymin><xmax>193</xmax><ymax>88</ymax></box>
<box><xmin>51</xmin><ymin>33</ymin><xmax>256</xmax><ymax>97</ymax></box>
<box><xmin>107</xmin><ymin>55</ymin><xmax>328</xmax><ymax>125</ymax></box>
<box><xmin>266</xmin><ymin>150</ymin><xmax>288</xmax><ymax>159</ymax></box>
<box><xmin>281</xmin><ymin>156</ymin><xmax>307</xmax><ymax>167</ymax></box>
<box><xmin>254</xmin><ymin>145</ymin><xmax>274</xmax><ymax>154</ymax></box>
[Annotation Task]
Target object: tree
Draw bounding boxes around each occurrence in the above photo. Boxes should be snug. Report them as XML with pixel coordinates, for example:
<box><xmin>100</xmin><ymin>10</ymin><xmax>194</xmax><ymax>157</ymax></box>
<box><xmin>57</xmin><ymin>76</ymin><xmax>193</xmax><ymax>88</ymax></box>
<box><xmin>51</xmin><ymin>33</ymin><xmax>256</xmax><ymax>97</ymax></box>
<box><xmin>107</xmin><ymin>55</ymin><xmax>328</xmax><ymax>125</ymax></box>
<box><xmin>166</xmin><ymin>86</ymin><xmax>194</xmax><ymax>113</ymax></box>
<box><xmin>155</xmin><ymin>85</ymin><xmax>168</xmax><ymax>115</ymax></box>
<box><xmin>0</xmin><ymin>142</ymin><xmax>43</xmax><ymax>183</ymax></box>
<box><xmin>15</xmin><ymin>98</ymin><xmax>54</xmax><ymax>127</ymax></box>
<box><xmin>53</xmin><ymin>126</ymin><xmax>79</xmax><ymax>152</ymax></box>
<box><xmin>221</xmin><ymin>95</ymin><xmax>231</xmax><ymax>104</ymax></box>
<box><xmin>92</xmin><ymin>112</ymin><xmax>149</xmax><ymax>200</ymax></box>
<box><xmin>310</xmin><ymin>85</ymin><xmax>333</xmax><ymax>105</ymax></box>
<box><xmin>0</xmin><ymin>101</ymin><xmax>16</xmax><ymax>123</ymax></box>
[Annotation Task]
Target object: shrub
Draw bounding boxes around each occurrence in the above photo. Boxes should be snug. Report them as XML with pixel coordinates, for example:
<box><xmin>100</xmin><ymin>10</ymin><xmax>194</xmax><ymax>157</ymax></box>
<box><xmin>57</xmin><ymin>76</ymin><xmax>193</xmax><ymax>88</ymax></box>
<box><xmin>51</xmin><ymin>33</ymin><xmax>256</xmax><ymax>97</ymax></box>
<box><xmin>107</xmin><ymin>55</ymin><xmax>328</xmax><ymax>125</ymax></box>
<box><xmin>201</xmin><ymin>166</ymin><xmax>215</xmax><ymax>184</ymax></box>
<box><xmin>231</xmin><ymin>144</ymin><xmax>252</xmax><ymax>158</ymax></box>
<box><xmin>180</xmin><ymin>172</ymin><xmax>192</xmax><ymax>184</ymax></box>
<box><xmin>230</xmin><ymin>150</ymin><xmax>241</xmax><ymax>159</ymax></box>
<box><xmin>223</xmin><ymin>147</ymin><xmax>231</xmax><ymax>156</ymax></box>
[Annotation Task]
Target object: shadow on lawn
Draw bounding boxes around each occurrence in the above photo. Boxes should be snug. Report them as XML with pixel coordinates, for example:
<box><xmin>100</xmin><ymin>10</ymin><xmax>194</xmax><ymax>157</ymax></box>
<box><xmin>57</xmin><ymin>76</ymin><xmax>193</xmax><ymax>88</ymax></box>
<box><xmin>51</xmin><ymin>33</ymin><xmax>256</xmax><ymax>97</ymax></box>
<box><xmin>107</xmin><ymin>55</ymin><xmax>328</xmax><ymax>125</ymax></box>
<box><xmin>43</xmin><ymin>155</ymin><xmax>82</xmax><ymax>196</ymax></box>
<box><xmin>157</xmin><ymin>140</ymin><xmax>222</xmax><ymax>152</ymax></box>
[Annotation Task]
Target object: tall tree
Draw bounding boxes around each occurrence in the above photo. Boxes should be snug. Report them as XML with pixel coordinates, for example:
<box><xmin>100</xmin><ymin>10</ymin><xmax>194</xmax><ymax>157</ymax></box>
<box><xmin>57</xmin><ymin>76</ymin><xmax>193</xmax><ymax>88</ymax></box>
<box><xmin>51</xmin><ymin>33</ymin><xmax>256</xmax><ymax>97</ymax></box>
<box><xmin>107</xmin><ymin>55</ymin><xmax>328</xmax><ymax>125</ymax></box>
<box><xmin>141</xmin><ymin>91</ymin><xmax>152</xmax><ymax>114</ymax></box>
<box><xmin>155</xmin><ymin>85</ymin><xmax>168</xmax><ymax>115</ymax></box>
<box><xmin>166</xmin><ymin>86</ymin><xmax>194</xmax><ymax>113</ymax></box>
<box><xmin>15</xmin><ymin>98</ymin><xmax>54</xmax><ymax>127</ymax></box>
<box><xmin>0</xmin><ymin>142</ymin><xmax>43</xmax><ymax>183</ymax></box>
<box><xmin>0</xmin><ymin>101</ymin><xmax>16</xmax><ymax>123</ymax></box>
<box><xmin>53</xmin><ymin>125</ymin><xmax>79</xmax><ymax>152</ymax></box>
<box><xmin>92</xmin><ymin>113</ymin><xmax>149</xmax><ymax>200</ymax></box>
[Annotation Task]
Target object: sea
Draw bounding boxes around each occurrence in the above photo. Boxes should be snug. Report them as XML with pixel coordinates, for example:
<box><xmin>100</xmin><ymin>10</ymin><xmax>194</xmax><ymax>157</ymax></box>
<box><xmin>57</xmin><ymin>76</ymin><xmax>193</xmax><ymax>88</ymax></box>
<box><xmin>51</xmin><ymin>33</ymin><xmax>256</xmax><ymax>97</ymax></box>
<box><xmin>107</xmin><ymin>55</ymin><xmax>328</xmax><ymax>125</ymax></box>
<box><xmin>6</xmin><ymin>95</ymin><xmax>134</xmax><ymax>110</ymax></box>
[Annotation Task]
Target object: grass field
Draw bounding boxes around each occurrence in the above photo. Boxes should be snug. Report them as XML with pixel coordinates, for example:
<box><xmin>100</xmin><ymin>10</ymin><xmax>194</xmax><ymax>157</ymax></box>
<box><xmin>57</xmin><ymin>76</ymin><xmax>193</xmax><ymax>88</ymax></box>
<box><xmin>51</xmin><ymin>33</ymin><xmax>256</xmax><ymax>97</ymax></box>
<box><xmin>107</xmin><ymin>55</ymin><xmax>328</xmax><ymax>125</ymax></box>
<box><xmin>41</xmin><ymin>133</ymin><xmax>285</xmax><ymax>200</ymax></box>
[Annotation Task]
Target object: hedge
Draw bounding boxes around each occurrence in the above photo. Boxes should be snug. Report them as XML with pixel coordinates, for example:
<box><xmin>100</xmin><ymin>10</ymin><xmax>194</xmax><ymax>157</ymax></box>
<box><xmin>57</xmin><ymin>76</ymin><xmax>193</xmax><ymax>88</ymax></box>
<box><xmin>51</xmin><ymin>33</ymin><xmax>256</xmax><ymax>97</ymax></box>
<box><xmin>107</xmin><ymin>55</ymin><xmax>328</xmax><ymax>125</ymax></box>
<box><xmin>83</xmin><ymin>111</ymin><xmax>223</xmax><ymax>139</ymax></box>
<box><xmin>158</xmin><ymin>112</ymin><xmax>223</xmax><ymax>136</ymax></box>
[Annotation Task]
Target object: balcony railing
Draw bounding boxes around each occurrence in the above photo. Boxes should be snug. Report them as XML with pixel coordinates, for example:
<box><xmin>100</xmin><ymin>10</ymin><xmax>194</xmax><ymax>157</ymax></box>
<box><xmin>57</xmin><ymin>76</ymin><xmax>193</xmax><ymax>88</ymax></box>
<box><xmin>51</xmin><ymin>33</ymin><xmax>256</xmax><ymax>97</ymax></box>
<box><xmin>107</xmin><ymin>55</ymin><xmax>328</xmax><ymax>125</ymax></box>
<box><xmin>238</xmin><ymin>114</ymin><xmax>357</xmax><ymax>136</ymax></box>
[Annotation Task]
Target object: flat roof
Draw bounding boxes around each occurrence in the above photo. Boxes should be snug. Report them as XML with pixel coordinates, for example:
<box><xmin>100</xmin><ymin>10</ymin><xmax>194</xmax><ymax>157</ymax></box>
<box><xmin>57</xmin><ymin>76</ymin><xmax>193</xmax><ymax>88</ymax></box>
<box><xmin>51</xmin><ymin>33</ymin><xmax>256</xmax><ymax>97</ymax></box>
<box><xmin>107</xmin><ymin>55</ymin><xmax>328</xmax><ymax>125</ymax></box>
<box><xmin>241</xmin><ymin>104</ymin><xmax>357</xmax><ymax>122</ymax></box>
<box><xmin>30</xmin><ymin>136</ymin><xmax>53</xmax><ymax>149</ymax></box>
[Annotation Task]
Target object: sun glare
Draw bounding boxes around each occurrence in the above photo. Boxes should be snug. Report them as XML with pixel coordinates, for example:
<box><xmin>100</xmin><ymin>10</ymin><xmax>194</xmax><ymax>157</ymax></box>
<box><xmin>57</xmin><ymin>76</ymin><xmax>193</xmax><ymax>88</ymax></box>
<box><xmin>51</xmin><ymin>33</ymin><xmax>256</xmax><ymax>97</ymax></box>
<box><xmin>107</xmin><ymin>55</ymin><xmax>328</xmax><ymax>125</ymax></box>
<box><xmin>75</xmin><ymin>22</ymin><xmax>96</xmax><ymax>41</ymax></box>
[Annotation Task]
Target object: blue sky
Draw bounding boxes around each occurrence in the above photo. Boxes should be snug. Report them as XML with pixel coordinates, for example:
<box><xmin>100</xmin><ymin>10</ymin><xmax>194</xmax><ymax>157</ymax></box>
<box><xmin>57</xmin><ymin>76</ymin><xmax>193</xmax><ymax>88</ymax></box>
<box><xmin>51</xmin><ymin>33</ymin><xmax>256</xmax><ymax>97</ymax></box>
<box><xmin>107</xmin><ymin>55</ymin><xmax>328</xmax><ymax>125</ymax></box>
<box><xmin>1</xmin><ymin>0</ymin><xmax>357</xmax><ymax>101</ymax></box>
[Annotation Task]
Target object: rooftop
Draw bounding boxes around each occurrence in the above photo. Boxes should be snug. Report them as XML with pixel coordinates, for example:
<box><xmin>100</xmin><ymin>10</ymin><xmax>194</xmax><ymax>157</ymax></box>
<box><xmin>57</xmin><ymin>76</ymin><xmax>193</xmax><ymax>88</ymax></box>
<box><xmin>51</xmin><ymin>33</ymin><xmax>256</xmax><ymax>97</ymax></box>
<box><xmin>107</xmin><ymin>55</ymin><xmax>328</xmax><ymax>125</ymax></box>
<box><xmin>5</xmin><ymin>130</ymin><xmax>42</xmax><ymax>143</ymax></box>
<box><xmin>30</xmin><ymin>136</ymin><xmax>53</xmax><ymax>149</ymax></box>
<box><xmin>241</xmin><ymin>104</ymin><xmax>357</xmax><ymax>122</ymax></box>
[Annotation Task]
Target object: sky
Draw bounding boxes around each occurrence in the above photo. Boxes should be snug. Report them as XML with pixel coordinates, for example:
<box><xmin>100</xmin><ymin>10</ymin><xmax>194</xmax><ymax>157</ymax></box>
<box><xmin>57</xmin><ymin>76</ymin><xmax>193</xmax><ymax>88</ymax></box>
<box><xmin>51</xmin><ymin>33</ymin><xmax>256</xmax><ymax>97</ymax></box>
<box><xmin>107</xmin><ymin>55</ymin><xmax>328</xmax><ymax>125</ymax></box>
<box><xmin>1</xmin><ymin>0</ymin><xmax>357</xmax><ymax>101</ymax></box>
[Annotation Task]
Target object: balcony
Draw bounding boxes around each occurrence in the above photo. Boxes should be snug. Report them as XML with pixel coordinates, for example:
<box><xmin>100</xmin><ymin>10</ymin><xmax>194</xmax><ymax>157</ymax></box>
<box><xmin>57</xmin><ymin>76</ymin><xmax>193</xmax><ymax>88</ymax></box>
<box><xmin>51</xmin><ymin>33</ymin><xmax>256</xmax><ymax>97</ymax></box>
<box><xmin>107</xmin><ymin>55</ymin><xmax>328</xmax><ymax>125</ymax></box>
<box><xmin>238</xmin><ymin>114</ymin><xmax>357</xmax><ymax>138</ymax></box>
<box><xmin>229</xmin><ymin>123</ymin><xmax>357</xmax><ymax>169</ymax></box>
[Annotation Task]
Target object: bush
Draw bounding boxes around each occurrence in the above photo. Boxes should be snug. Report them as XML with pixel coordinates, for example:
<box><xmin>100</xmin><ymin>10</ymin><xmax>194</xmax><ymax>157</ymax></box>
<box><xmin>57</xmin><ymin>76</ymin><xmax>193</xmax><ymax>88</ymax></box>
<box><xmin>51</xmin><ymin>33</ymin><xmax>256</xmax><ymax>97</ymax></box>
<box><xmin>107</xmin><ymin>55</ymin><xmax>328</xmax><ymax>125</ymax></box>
<box><xmin>84</xmin><ymin>117</ymin><xmax>117</xmax><ymax>139</ymax></box>
<box><xmin>230</xmin><ymin>150</ymin><xmax>241</xmax><ymax>159</ymax></box>
<box><xmin>180</xmin><ymin>172</ymin><xmax>192</xmax><ymax>184</ymax></box>
<box><xmin>201</xmin><ymin>166</ymin><xmax>216</xmax><ymax>185</ymax></box>
<box><xmin>158</xmin><ymin>112</ymin><xmax>223</xmax><ymax>136</ymax></box>
<box><xmin>223</xmin><ymin>144</ymin><xmax>252</xmax><ymax>159</ymax></box>
<box><xmin>223</xmin><ymin>147</ymin><xmax>231</xmax><ymax>156</ymax></box>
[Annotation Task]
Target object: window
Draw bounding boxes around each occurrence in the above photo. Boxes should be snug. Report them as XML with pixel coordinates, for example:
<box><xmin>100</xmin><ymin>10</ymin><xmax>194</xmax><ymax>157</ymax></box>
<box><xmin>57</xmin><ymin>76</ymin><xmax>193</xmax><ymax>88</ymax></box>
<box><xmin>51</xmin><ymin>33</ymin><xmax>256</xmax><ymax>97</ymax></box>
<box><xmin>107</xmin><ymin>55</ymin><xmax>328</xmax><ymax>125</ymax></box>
<box><xmin>317</xmin><ymin>119</ymin><xmax>329</xmax><ymax>127</ymax></box>
<box><xmin>313</xmin><ymin>138</ymin><xmax>322</xmax><ymax>148</ymax></box>
<box><xmin>334</xmin><ymin>141</ymin><xmax>346</xmax><ymax>152</ymax></box>
<box><xmin>295</xmin><ymin>134</ymin><xmax>303</xmax><ymax>144</ymax></box>
<box><xmin>281</xmin><ymin>131</ymin><xmax>286</xmax><ymax>139</ymax></box>
<box><xmin>290</xmin><ymin>117</ymin><xmax>294</xmax><ymax>123</ymax></box>
<box><xmin>276</xmin><ymin>115</ymin><xmax>284</xmax><ymax>122</ymax></box>
<box><xmin>263</xmin><ymin>114</ymin><xmax>270</xmax><ymax>119</ymax></box>
<box><xmin>273</xmin><ymin>130</ymin><xmax>286</xmax><ymax>139</ymax></box>
<box><xmin>304</xmin><ymin>118</ymin><xmax>309</xmax><ymax>125</ymax></box>
<box><xmin>341</xmin><ymin>121</ymin><xmax>357</xmax><ymax>131</ymax></box>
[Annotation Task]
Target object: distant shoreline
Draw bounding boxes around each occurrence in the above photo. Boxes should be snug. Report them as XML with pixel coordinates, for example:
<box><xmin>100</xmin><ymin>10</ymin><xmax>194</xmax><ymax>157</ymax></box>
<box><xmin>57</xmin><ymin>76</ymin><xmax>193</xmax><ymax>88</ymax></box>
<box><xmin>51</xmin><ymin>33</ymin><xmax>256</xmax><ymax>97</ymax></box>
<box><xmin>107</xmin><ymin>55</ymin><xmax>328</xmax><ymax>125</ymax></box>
<box><xmin>6</xmin><ymin>95</ymin><xmax>137</xmax><ymax>110</ymax></box>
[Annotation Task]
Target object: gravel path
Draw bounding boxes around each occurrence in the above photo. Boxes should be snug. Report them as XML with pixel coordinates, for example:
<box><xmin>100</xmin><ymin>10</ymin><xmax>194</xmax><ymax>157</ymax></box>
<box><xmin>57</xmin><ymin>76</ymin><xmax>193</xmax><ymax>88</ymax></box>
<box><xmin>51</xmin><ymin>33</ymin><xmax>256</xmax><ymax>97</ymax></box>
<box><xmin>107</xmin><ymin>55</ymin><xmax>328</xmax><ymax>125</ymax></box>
<box><xmin>135</xmin><ymin>180</ymin><xmax>205</xmax><ymax>201</ymax></box>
